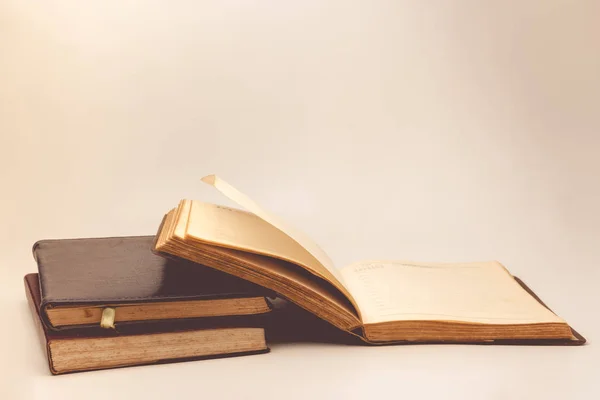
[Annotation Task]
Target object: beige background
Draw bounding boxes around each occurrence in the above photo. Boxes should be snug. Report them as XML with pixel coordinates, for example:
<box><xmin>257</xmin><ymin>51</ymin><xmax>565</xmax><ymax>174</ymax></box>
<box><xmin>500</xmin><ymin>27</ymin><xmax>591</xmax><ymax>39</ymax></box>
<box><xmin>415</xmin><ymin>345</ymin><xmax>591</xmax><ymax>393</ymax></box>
<box><xmin>1</xmin><ymin>1</ymin><xmax>599</xmax><ymax>399</ymax></box>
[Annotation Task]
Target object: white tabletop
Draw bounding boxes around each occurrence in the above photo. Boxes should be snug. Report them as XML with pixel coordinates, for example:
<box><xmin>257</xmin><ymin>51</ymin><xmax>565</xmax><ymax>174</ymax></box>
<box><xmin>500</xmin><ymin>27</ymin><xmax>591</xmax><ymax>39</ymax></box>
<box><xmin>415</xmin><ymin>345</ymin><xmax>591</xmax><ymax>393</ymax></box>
<box><xmin>2</xmin><ymin>1</ymin><xmax>598</xmax><ymax>398</ymax></box>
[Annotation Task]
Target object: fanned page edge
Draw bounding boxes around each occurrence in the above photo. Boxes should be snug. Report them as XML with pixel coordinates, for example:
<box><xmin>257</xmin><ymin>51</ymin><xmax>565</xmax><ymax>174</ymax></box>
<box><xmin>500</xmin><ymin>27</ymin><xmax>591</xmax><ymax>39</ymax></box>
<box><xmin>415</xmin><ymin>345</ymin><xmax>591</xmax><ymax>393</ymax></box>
<box><xmin>200</xmin><ymin>175</ymin><xmax>342</xmax><ymax>280</ymax></box>
<box><xmin>157</xmin><ymin>207</ymin><xmax>364</xmax><ymax>331</ymax></box>
<box><xmin>199</xmin><ymin>175</ymin><xmax>362</xmax><ymax>319</ymax></box>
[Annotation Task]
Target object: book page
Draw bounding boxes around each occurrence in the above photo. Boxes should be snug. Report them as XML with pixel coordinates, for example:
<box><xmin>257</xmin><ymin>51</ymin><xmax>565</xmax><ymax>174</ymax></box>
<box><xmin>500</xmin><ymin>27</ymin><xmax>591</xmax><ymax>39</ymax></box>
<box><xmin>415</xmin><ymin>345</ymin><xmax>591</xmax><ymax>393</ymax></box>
<box><xmin>340</xmin><ymin>260</ymin><xmax>565</xmax><ymax>325</ymax></box>
<box><xmin>200</xmin><ymin>175</ymin><xmax>346</xmax><ymax>285</ymax></box>
<box><xmin>182</xmin><ymin>199</ymin><xmax>359</xmax><ymax>312</ymax></box>
<box><xmin>184</xmin><ymin>200</ymin><xmax>331</xmax><ymax>279</ymax></box>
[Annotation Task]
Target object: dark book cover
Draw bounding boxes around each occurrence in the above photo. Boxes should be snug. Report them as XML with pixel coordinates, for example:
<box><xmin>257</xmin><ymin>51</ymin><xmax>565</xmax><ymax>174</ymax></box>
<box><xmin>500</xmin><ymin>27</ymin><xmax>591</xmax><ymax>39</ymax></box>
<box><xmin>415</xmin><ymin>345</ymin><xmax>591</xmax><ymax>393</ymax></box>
<box><xmin>33</xmin><ymin>236</ymin><xmax>273</xmax><ymax>330</ymax></box>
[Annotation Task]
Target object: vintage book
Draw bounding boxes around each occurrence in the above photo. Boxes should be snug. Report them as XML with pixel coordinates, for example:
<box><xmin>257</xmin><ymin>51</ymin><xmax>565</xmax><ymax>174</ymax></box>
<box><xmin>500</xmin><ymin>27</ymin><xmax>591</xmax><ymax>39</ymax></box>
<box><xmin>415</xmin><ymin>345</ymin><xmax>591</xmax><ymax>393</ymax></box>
<box><xmin>154</xmin><ymin>175</ymin><xmax>585</xmax><ymax>345</ymax></box>
<box><xmin>33</xmin><ymin>236</ymin><xmax>271</xmax><ymax>330</ymax></box>
<box><xmin>25</xmin><ymin>274</ymin><xmax>269</xmax><ymax>374</ymax></box>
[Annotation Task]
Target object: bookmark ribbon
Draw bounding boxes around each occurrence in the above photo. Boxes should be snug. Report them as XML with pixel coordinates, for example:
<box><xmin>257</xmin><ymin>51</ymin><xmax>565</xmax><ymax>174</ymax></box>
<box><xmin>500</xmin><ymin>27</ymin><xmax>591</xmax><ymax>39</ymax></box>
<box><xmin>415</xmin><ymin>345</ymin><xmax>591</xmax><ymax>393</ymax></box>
<box><xmin>100</xmin><ymin>307</ymin><xmax>116</xmax><ymax>329</ymax></box>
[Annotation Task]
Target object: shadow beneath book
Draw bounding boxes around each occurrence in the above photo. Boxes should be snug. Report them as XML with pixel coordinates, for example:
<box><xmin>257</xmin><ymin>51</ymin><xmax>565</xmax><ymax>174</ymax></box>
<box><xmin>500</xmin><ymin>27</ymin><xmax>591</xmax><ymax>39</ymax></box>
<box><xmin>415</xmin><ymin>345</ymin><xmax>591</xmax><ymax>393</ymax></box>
<box><xmin>265</xmin><ymin>298</ymin><xmax>364</xmax><ymax>346</ymax></box>
<box><xmin>155</xmin><ymin>258</ymin><xmax>268</xmax><ymax>297</ymax></box>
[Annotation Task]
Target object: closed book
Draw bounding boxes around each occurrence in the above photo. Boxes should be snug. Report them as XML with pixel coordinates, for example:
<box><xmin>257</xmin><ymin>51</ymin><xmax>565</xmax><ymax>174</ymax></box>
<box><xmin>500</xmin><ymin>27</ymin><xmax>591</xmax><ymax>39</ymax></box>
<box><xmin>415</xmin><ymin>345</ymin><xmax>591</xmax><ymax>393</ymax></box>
<box><xmin>33</xmin><ymin>236</ymin><xmax>272</xmax><ymax>330</ymax></box>
<box><xmin>25</xmin><ymin>273</ymin><xmax>269</xmax><ymax>374</ymax></box>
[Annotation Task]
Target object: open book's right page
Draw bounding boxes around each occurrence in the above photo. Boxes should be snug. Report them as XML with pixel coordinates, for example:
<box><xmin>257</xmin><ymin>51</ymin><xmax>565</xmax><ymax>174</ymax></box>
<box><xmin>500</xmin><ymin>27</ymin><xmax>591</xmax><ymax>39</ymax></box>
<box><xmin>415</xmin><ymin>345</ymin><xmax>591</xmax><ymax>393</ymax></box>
<box><xmin>340</xmin><ymin>261</ymin><xmax>565</xmax><ymax>325</ymax></box>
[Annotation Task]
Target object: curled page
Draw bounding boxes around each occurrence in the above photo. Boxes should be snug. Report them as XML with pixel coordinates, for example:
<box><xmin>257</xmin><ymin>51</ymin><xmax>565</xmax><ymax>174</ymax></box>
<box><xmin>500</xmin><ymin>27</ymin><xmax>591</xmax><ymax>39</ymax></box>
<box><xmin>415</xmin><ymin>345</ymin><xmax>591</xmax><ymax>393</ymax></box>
<box><xmin>200</xmin><ymin>175</ymin><xmax>346</xmax><ymax>286</ymax></box>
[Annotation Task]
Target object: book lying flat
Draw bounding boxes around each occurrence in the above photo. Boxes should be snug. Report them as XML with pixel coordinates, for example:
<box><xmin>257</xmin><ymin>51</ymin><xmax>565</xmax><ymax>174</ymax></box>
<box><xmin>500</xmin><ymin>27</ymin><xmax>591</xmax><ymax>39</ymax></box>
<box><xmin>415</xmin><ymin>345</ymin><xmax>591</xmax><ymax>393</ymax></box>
<box><xmin>25</xmin><ymin>274</ymin><xmax>269</xmax><ymax>374</ymax></box>
<box><xmin>33</xmin><ymin>236</ymin><xmax>271</xmax><ymax>330</ymax></box>
<box><xmin>154</xmin><ymin>175</ymin><xmax>585</xmax><ymax>345</ymax></box>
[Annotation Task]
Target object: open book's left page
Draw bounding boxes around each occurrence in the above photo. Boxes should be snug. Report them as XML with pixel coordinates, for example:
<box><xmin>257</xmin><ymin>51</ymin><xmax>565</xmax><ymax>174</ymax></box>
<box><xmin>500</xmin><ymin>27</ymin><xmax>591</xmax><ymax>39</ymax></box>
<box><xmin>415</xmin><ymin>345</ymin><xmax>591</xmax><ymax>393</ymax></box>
<box><xmin>200</xmin><ymin>175</ymin><xmax>345</xmax><ymax>284</ymax></box>
<box><xmin>192</xmin><ymin>176</ymin><xmax>360</xmax><ymax>313</ymax></box>
<box><xmin>159</xmin><ymin>200</ymin><xmax>362</xmax><ymax>331</ymax></box>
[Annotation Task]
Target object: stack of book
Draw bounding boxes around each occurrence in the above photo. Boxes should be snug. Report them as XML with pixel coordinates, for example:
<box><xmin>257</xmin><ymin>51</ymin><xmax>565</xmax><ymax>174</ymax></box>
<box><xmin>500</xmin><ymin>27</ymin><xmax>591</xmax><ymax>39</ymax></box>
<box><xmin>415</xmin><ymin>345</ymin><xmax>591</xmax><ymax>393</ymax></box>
<box><xmin>26</xmin><ymin>236</ymin><xmax>272</xmax><ymax>374</ymax></box>
<box><xmin>25</xmin><ymin>175</ymin><xmax>585</xmax><ymax>374</ymax></box>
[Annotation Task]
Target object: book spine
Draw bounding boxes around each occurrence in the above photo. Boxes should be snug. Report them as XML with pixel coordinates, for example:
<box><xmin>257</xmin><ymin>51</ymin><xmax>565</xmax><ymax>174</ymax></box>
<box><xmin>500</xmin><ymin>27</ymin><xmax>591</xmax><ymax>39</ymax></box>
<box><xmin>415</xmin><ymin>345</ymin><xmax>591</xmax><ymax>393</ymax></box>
<box><xmin>24</xmin><ymin>274</ymin><xmax>56</xmax><ymax>374</ymax></box>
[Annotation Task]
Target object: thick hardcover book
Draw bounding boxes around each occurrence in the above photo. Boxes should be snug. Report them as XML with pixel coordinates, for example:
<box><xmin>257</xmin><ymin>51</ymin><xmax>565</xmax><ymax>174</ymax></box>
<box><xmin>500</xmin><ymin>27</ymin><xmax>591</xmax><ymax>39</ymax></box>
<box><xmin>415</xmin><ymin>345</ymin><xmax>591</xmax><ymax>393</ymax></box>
<box><xmin>25</xmin><ymin>273</ymin><xmax>270</xmax><ymax>374</ymax></box>
<box><xmin>154</xmin><ymin>175</ymin><xmax>585</xmax><ymax>345</ymax></box>
<box><xmin>33</xmin><ymin>236</ymin><xmax>272</xmax><ymax>330</ymax></box>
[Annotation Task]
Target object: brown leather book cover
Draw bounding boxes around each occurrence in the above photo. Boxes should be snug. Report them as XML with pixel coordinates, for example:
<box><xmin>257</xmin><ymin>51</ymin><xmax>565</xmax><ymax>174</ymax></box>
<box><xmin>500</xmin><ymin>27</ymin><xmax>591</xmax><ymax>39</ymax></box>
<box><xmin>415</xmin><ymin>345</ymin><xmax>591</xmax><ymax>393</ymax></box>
<box><xmin>25</xmin><ymin>273</ymin><xmax>270</xmax><ymax>374</ymax></box>
<box><xmin>33</xmin><ymin>236</ymin><xmax>272</xmax><ymax>330</ymax></box>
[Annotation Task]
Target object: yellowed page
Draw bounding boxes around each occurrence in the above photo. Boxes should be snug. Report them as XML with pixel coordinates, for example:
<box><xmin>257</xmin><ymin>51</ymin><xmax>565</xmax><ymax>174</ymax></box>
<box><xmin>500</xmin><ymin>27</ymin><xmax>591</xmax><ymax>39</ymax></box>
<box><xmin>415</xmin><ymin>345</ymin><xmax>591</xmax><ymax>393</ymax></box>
<box><xmin>155</xmin><ymin>200</ymin><xmax>362</xmax><ymax>329</ymax></box>
<box><xmin>174</xmin><ymin>199</ymin><xmax>192</xmax><ymax>239</ymax></box>
<box><xmin>200</xmin><ymin>175</ymin><xmax>345</xmax><ymax>285</ymax></box>
<box><xmin>340</xmin><ymin>260</ymin><xmax>565</xmax><ymax>325</ymax></box>
<box><xmin>181</xmin><ymin>199</ymin><xmax>362</xmax><ymax>314</ymax></box>
<box><xmin>184</xmin><ymin>200</ymin><xmax>328</xmax><ymax>275</ymax></box>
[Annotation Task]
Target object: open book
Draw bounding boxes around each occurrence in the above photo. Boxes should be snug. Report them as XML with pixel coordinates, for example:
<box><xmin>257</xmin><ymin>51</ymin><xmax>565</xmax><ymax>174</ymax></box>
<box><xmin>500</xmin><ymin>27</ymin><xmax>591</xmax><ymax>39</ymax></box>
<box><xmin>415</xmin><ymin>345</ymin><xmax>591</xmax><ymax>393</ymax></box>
<box><xmin>154</xmin><ymin>175</ymin><xmax>584</xmax><ymax>344</ymax></box>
